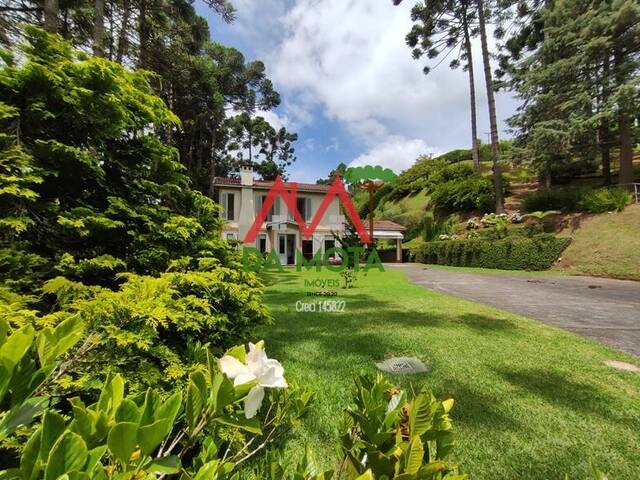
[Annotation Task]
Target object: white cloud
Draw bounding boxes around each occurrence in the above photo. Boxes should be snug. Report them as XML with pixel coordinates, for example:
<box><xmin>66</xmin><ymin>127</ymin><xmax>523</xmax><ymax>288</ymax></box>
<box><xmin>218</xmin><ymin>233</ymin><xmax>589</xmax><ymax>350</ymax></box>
<box><xmin>265</xmin><ymin>0</ymin><xmax>518</xmax><ymax>152</ymax></box>
<box><xmin>348</xmin><ymin>136</ymin><xmax>435</xmax><ymax>173</ymax></box>
<box><xmin>200</xmin><ymin>0</ymin><xmax>519</xmax><ymax>179</ymax></box>
<box><xmin>271</xmin><ymin>0</ymin><xmax>481</xmax><ymax>144</ymax></box>
<box><xmin>257</xmin><ymin>109</ymin><xmax>289</xmax><ymax>131</ymax></box>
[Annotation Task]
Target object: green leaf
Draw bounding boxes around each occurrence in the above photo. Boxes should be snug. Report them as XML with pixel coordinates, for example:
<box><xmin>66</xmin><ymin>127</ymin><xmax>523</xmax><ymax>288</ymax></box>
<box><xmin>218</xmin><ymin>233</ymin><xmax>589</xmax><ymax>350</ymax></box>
<box><xmin>107</xmin><ymin>422</ymin><xmax>138</xmax><ymax>465</ymax></box>
<box><xmin>0</xmin><ymin>396</ymin><xmax>48</xmax><ymax>439</ymax></box>
<box><xmin>36</xmin><ymin>316</ymin><xmax>85</xmax><ymax>367</ymax></box>
<box><xmin>214</xmin><ymin>414</ymin><xmax>262</xmax><ymax>435</ymax></box>
<box><xmin>97</xmin><ymin>373</ymin><xmax>124</xmax><ymax>418</ymax></box>
<box><xmin>186</xmin><ymin>378</ymin><xmax>205</xmax><ymax>433</ymax></box>
<box><xmin>146</xmin><ymin>455</ymin><xmax>181</xmax><ymax>474</ymax></box>
<box><xmin>44</xmin><ymin>432</ymin><xmax>88</xmax><ymax>480</ymax></box>
<box><xmin>0</xmin><ymin>325</ymin><xmax>35</xmax><ymax>403</ymax></box>
<box><xmin>408</xmin><ymin>389</ymin><xmax>435</xmax><ymax>437</ymax></box>
<box><xmin>211</xmin><ymin>373</ymin><xmax>235</xmax><ymax>415</ymax></box>
<box><xmin>405</xmin><ymin>436</ymin><xmax>424</xmax><ymax>474</ymax></box>
<box><xmin>115</xmin><ymin>399</ymin><xmax>140</xmax><ymax>424</ymax></box>
<box><xmin>40</xmin><ymin>410</ymin><xmax>67</xmax><ymax>462</ymax></box>
<box><xmin>137</xmin><ymin>419</ymin><xmax>169</xmax><ymax>456</ymax></box>
<box><xmin>84</xmin><ymin>445</ymin><xmax>107</xmax><ymax>474</ymax></box>
<box><xmin>223</xmin><ymin>344</ymin><xmax>246</xmax><ymax>363</ymax></box>
<box><xmin>157</xmin><ymin>390</ymin><xmax>182</xmax><ymax>428</ymax></box>
<box><xmin>354</xmin><ymin>470</ymin><xmax>375</xmax><ymax>480</ymax></box>
<box><xmin>20</xmin><ymin>427</ymin><xmax>42</xmax><ymax>480</ymax></box>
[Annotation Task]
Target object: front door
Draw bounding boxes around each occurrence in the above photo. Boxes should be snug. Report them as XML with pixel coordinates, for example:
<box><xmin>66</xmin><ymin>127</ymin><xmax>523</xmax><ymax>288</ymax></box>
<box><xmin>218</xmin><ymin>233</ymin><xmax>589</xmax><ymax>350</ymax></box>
<box><xmin>301</xmin><ymin>239</ymin><xmax>314</xmax><ymax>260</ymax></box>
<box><xmin>277</xmin><ymin>233</ymin><xmax>298</xmax><ymax>265</ymax></box>
<box><xmin>277</xmin><ymin>234</ymin><xmax>287</xmax><ymax>265</ymax></box>
<box><xmin>286</xmin><ymin>234</ymin><xmax>296</xmax><ymax>265</ymax></box>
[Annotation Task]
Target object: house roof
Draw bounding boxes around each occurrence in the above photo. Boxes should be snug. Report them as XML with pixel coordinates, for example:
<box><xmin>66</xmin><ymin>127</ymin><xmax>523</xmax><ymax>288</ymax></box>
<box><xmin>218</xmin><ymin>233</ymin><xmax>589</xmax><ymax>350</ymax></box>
<box><xmin>212</xmin><ymin>177</ymin><xmax>331</xmax><ymax>193</ymax></box>
<box><xmin>372</xmin><ymin>220</ymin><xmax>406</xmax><ymax>231</ymax></box>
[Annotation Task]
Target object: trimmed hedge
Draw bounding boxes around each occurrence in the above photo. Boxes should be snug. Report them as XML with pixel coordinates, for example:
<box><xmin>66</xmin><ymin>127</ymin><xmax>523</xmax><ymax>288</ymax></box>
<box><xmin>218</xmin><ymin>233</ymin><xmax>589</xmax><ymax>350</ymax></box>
<box><xmin>412</xmin><ymin>234</ymin><xmax>570</xmax><ymax>270</ymax></box>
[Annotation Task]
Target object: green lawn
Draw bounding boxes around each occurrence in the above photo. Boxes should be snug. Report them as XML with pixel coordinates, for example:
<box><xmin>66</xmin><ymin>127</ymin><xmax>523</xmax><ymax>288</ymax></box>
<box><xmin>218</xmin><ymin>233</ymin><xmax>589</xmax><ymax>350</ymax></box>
<box><xmin>256</xmin><ymin>268</ymin><xmax>640</xmax><ymax>479</ymax></box>
<box><xmin>557</xmin><ymin>204</ymin><xmax>640</xmax><ymax>281</ymax></box>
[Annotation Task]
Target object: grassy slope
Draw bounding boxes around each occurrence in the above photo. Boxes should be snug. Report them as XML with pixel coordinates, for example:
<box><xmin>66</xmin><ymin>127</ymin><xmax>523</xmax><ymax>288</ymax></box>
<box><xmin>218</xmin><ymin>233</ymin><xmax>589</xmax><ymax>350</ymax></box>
<box><xmin>556</xmin><ymin>204</ymin><xmax>640</xmax><ymax>280</ymax></box>
<box><xmin>257</xmin><ymin>269</ymin><xmax>640</xmax><ymax>479</ymax></box>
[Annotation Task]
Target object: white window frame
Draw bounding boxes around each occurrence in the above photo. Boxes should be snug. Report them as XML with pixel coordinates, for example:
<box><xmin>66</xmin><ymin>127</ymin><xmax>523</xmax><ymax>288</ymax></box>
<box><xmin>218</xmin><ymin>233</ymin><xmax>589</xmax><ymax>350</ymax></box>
<box><xmin>221</xmin><ymin>192</ymin><xmax>235</xmax><ymax>221</ymax></box>
<box><xmin>257</xmin><ymin>233</ymin><xmax>268</xmax><ymax>253</ymax></box>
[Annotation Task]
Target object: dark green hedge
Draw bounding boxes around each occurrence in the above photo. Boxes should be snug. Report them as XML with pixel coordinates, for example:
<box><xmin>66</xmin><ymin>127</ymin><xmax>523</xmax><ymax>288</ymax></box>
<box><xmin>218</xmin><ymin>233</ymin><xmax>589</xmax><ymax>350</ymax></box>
<box><xmin>411</xmin><ymin>234</ymin><xmax>570</xmax><ymax>270</ymax></box>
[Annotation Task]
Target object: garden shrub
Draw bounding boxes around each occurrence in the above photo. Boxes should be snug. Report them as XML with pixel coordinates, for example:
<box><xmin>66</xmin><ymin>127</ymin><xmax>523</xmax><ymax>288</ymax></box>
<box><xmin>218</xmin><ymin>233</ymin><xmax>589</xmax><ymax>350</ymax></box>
<box><xmin>412</xmin><ymin>234</ymin><xmax>570</xmax><ymax>270</ymax></box>
<box><xmin>581</xmin><ymin>188</ymin><xmax>632</xmax><ymax>213</ymax></box>
<box><xmin>430</xmin><ymin>175</ymin><xmax>495</xmax><ymax>212</ymax></box>
<box><xmin>521</xmin><ymin>187</ymin><xmax>587</xmax><ymax>212</ymax></box>
<box><xmin>522</xmin><ymin>187</ymin><xmax>632</xmax><ymax>214</ymax></box>
<box><xmin>0</xmin><ymin>30</ymin><xmax>270</xmax><ymax>404</ymax></box>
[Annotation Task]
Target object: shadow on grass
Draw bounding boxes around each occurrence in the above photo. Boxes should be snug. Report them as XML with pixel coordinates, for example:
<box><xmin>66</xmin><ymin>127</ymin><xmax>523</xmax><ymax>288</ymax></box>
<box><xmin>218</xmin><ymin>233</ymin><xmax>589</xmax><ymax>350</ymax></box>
<box><xmin>495</xmin><ymin>367</ymin><xmax>640</xmax><ymax>428</ymax></box>
<box><xmin>444</xmin><ymin>381</ymin><xmax>522</xmax><ymax>432</ymax></box>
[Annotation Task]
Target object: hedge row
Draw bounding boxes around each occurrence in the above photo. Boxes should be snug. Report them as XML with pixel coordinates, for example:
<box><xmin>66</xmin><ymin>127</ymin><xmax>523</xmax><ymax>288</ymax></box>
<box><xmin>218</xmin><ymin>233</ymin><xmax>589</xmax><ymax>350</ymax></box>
<box><xmin>411</xmin><ymin>234</ymin><xmax>570</xmax><ymax>270</ymax></box>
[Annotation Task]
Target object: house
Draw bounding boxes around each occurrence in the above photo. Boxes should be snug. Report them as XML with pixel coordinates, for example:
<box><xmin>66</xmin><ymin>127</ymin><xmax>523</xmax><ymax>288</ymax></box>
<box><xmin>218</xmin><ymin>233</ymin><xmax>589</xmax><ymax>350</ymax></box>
<box><xmin>212</xmin><ymin>166</ymin><xmax>407</xmax><ymax>264</ymax></box>
<box><xmin>212</xmin><ymin>166</ymin><xmax>345</xmax><ymax>265</ymax></box>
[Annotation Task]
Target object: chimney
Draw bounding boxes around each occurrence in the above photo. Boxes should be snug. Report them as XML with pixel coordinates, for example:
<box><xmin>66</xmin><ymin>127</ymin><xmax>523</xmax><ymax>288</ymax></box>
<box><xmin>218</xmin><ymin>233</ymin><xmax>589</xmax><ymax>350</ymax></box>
<box><xmin>240</xmin><ymin>165</ymin><xmax>254</xmax><ymax>186</ymax></box>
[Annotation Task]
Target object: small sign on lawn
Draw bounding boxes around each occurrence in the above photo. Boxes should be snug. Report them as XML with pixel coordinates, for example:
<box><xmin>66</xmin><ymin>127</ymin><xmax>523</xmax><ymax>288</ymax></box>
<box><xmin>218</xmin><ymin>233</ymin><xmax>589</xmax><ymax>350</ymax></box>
<box><xmin>376</xmin><ymin>357</ymin><xmax>429</xmax><ymax>374</ymax></box>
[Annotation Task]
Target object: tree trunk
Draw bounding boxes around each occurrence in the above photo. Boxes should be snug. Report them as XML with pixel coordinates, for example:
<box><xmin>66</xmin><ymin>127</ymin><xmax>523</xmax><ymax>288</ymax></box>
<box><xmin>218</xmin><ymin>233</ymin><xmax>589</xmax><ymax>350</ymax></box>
<box><xmin>477</xmin><ymin>0</ymin><xmax>505</xmax><ymax>213</ymax></box>
<box><xmin>43</xmin><ymin>0</ymin><xmax>59</xmax><ymax>33</ymax></box>
<box><xmin>93</xmin><ymin>0</ymin><xmax>105</xmax><ymax>57</ymax></box>
<box><xmin>368</xmin><ymin>182</ymin><xmax>374</xmax><ymax>249</ymax></box>
<box><xmin>618</xmin><ymin>107</ymin><xmax>634</xmax><ymax>185</ymax></box>
<box><xmin>138</xmin><ymin>0</ymin><xmax>149</xmax><ymax>68</ymax></box>
<box><xmin>599</xmin><ymin>54</ymin><xmax>611</xmax><ymax>185</ymax></box>
<box><xmin>116</xmin><ymin>0</ymin><xmax>131</xmax><ymax>63</ymax></box>
<box><xmin>615</xmin><ymin>49</ymin><xmax>634</xmax><ymax>185</ymax></box>
<box><xmin>463</xmin><ymin>17</ymin><xmax>481</xmax><ymax>174</ymax></box>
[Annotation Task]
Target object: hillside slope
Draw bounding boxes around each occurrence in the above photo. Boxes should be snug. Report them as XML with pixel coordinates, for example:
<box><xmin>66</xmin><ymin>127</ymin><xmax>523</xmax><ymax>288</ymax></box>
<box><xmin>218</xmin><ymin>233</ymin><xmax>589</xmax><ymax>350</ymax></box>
<box><xmin>555</xmin><ymin>204</ymin><xmax>640</xmax><ymax>280</ymax></box>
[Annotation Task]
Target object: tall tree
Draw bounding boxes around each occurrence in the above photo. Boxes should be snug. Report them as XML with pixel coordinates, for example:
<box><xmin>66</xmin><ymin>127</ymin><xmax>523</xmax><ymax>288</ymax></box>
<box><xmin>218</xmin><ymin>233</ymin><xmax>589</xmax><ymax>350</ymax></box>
<box><xmin>476</xmin><ymin>0</ymin><xmax>505</xmax><ymax>212</ymax></box>
<box><xmin>395</xmin><ymin>0</ymin><xmax>482</xmax><ymax>173</ymax></box>
<box><xmin>44</xmin><ymin>0</ymin><xmax>58</xmax><ymax>32</ymax></box>
<box><xmin>505</xmin><ymin>0</ymin><xmax>639</xmax><ymax>187</ymax></box>
<box><xmin>93</xmin><ymin>0</ymin><xmax>105</xmax><ymax>56</ymax></box>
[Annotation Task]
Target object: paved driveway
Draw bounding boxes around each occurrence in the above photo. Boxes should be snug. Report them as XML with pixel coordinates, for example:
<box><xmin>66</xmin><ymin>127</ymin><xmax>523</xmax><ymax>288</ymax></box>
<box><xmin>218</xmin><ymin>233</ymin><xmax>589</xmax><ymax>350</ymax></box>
<box><xmin>389</xmin><ymin>264</ymin><xmax>640</xmax><ymax>356</ymax></box>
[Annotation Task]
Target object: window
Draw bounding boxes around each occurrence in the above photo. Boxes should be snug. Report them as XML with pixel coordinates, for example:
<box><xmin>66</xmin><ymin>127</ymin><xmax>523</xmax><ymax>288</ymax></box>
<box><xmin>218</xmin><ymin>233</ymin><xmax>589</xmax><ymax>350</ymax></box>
<box><xmin>221</xmin><ymin>192</ymin><xmax>235</xmax><ymax>221</ymax></box>
<box><xmin>324</xmin><ymin>236</ymin><xmax>335</xmax><ymax>257</ymax></box>
<box><xmin>256</xmin><ymin>195</ymin><xmax>277</xmax><ymax>221</ymax></box>
<box><xmin>296</xmin><ymin>197</ymin><xmax>312</xmax><ymax>222</ymax></box>
<box><xmin>279</xmin><ymin>235</ymin><xmax>286</xmax><ymax>254</ymax></box>
<box><xmin>225</xmin><ymin>232</ymin><xmax>237</xmax><ymax>241</ymax></box>
<box><xmin>257</xmin><ymin>234</ymin><xmax>267</xmax><ymax>253</ymax></box>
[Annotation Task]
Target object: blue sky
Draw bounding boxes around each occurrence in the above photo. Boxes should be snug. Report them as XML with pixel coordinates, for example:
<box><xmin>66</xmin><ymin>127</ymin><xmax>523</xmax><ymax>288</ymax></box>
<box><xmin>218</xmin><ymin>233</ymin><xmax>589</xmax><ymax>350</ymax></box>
<box><xmin>195</xmin><ymin>0</ymin><xmax>519</xmax><ymax>183</ymax></box>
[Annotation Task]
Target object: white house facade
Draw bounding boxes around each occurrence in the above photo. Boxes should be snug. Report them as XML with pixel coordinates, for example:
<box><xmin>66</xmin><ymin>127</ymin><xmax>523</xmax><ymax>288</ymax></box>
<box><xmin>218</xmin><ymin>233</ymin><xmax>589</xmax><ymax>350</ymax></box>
<box><xmin>212</xmin><ymin>166</ymin><xmax>346</xmax><ymax>265</ymax></box>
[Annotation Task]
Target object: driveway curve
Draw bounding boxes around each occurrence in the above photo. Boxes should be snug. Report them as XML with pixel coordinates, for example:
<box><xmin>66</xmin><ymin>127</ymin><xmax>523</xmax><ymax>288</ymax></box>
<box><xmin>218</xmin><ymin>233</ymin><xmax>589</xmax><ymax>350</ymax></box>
<box><xmin>388</xmin><ymin>264</ymin><xmax>640</xmax><ymax>356</ymax></box>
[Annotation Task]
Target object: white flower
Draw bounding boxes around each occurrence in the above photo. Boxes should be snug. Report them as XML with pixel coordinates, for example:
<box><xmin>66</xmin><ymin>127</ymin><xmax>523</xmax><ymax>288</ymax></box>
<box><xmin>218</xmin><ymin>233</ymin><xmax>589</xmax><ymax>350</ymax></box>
<box><xmin>219</xmin><ymin>342</ymin><xmax>288</xmax><ymax>418</ymax></box>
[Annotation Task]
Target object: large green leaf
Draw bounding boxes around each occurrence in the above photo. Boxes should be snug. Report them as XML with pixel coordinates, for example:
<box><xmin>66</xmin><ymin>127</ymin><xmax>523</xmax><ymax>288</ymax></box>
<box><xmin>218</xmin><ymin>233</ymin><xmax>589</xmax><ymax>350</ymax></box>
<box><xmin>107</xmin><ymin>422</ymin><xmax>138</xmax><ymax>465</ymax></box>
<box><xmin>36</xmin><ymin>316</ymin><xmax>85</xmax><ymax>367</ymax></box>
<box><xmin>40</xmin><ymin>410</ymin><xmax>67</xmax><ymax>462</ymax></box>
<box><xmin>146</xmin><ymin>455</ymin><xmax>181</xmax><ymax>474</ymax></box>
<box><xmin>44</xmin><ymin>432</ymin><xmax>88</xmax><ymax>480</ymax></box>
<box><xmin>0</xmin><ymin>396</ymin><xmax>48</xmax><ymax>439</ymax></box>
<box><xmin>408</xmin><ymin>390</ymin><xmax>435</xmax><ymax>438</ymax></box>
<box><xmin>186</xmin><ymin>378</ymin><xmax>205</xmax><ymax>433</ymax></box>
<box><xmin>157</xmin><ymin>391</ymin><xmax>182</xmax><ymax>428</ymax></box>
<box><xmin>0</xmin><ymin>325</ymin><xmax>35</xmax><ymax>403</ymax></box>
<box><xmin>96</xmin><ymin>373</ymin><xmax>124</xmax><ymax>418</ymax></box>
<box><xmin>115</xmin><ymin>399</ymin><xmax>140</xmax><ymax>424</ymax></box>
<box><xmin>214</xmin><ymin>414</ymin><xmax>262</xmax><ymax>435</ymax></box>
<box><xmin>137</xmin><ymin>419</ymin><xmax>169</xmax><ymax>456</ymax></box>
<box><xmin>20</xmin><ymin>427</ymin><xmax>42</xmax><ymax>480</ymax></box>
<box><xmin>405</xmin><ymin>436</ymin><xmax>424</xmax><ymax>475</ymax></box>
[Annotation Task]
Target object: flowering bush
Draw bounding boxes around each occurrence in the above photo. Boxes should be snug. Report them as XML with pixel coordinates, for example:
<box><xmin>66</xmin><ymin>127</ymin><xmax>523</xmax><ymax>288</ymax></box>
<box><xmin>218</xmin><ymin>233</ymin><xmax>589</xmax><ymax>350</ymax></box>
<box><xmin>0</xmin><ymin>338</ymin><xmax>312</xmax><ymax>479</ymax></box>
